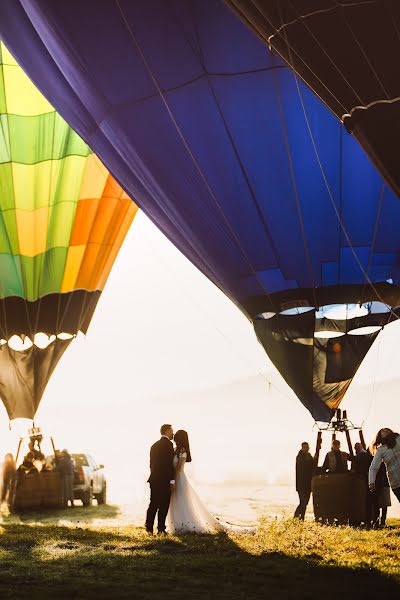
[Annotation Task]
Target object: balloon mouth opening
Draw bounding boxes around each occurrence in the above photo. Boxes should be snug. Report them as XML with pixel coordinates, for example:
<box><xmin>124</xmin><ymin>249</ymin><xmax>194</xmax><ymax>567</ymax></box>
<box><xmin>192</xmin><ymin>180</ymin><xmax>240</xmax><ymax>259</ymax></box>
<box><xmin>256</xmin><ymin>311</ymin><xmax>276</xmax><ymax>319</ymax></box>
<box><xmin>271</xmin><ymin>301</ymin><xmax>391</xmax><ymax>319</ymax></box>
<box><xmin>316</xmin><ymin>302</ymin><xmax>391</xmax><ymax>320</ymax></box>
<box><xmin>280</xmin><ymin>306</ymin><xmax>315</xmax><ymax>316</ymax></box>
<box><xmin>2</xmin><ymin>332</ymin><xmax>77</xmax><ymax>352</ymax></box>
<box><xmin>255</xmin><ymin>301</ymin><xmax>393</xmax><ymax>339</ymax></box>
<box><xmin>347</xmin><ymin>326</ymin><xmax>382</xmax><ymax>336</ymax></box>
<box><xmin>314</xmin><ymin>331</ymin><xmax>345</xmax><ymax>339</ymax></box>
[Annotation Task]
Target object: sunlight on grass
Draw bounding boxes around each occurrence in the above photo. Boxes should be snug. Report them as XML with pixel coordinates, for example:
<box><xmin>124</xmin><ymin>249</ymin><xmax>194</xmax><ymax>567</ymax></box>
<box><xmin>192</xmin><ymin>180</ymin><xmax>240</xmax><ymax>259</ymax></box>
<box><xmin>37</xmin><ymin>540</ymin><xmax>90</xmax><ymax>561</ymax></box>
<box><xmin>230</xmin><ymin>518</ymin><xmax>400</xmax><ymax>578</ymax></box>
<box><xmin>0</xmin><ymin>519</ymin><xmax>398</xmax><ymax>598</ymax></box>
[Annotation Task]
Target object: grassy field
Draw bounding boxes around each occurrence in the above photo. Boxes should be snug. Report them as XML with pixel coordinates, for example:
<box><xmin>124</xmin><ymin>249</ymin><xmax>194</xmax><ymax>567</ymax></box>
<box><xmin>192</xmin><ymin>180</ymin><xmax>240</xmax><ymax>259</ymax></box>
<box><xmin>0</xmin><ymin>515</ymin><xmax>399</xmax><ymax>599</ymax></box>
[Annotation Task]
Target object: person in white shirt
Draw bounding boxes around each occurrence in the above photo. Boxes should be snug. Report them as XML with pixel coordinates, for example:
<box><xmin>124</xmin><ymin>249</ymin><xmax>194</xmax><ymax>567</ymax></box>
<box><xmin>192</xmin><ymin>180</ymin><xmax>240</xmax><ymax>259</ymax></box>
<box><xmin>369</xmin><ymin>428</ymin><xmax>400</xmax><ymax>503</ymax></box>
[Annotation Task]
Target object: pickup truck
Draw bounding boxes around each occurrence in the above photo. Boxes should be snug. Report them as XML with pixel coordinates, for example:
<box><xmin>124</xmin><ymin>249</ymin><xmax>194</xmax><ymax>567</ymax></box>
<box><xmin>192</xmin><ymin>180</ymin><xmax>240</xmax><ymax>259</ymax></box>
<box><xmin>72</xmin><ymin>453</ymin><xmax>106</xmax><ymax>506</ymax></box>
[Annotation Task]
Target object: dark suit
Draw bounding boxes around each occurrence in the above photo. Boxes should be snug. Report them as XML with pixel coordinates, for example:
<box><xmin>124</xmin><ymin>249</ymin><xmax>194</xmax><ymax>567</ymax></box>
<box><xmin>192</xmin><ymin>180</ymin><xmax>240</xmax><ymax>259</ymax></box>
<box><xmin>145</xmin><ymin>436</ymin><xmax>174</xmax><ymax>533</ymax></box>
<box><xmin>294</xmin><ymin>451</ymin><xmax>314</xmax><ymax>520</ymax></box>
<box><xmin>352</xmin><ymin>450</ymin><xmax>372</xmax><ymax>480</ymax></box>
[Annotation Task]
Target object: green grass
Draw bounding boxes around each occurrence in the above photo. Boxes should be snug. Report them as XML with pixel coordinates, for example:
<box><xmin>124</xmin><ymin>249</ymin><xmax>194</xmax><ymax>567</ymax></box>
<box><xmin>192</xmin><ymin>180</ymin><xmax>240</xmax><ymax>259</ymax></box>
<box><xmin>0</xmin><ymin>517</ymin><xmax>399</xmax><ymax>599</ymax></box>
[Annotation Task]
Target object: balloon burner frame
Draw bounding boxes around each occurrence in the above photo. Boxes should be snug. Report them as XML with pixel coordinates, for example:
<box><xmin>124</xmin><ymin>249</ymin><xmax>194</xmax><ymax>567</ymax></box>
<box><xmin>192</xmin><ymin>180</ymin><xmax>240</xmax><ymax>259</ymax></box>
<box><xmin>314</xmin><ymin>409</ymin><xmax>366</xmax><ymax>466</ymax></box>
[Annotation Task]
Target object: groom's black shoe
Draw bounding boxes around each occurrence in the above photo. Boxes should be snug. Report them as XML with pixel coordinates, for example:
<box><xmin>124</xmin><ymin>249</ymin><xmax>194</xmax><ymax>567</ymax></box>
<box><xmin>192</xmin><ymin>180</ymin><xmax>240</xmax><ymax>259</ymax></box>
<box><xmin>157</xmin><ymin>530</ymin><xmax>167</xmax><ymax>535</ymax></box>
<box><xmin>145</xmin><ymin>526</ymin><xmax>154</xmax><ymax>535</ymax></box>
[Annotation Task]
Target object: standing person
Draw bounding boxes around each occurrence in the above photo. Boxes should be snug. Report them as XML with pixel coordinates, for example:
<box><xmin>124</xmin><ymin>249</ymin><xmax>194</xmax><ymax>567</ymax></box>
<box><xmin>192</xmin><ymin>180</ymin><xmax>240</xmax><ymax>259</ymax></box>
<box><xmin>62</xmin><ymin>450</ymin><xmax>75</xmax><ymax>508</ymax></box>
<box><xmin>145</xmin><ymin>424</ymin><xmax>175</xmax><ymax>534</ymax></box>
<box><xmin>373</xmin><ymin>463</ymin><xmax>391</xmax><ymax>527</ymax></box>
<box><xmin>166</xmin><ymin>429</ymin><xmax>255</xmax><ymax>534</ymax></box>
<box><xmin>56</xmin><ymin>450</ymin><xmax>75</xmax><ymax>507</ymax></box>
<box><xmin>352</xmin><ymin>443</ymin><xmax>372</xmax><ymax>477</ymax></box>
<box><xmin>369</xmin><ymin>428</ymin><xmax>400</xmax><ymax>503</ymax></box>
<box><xmin>351</xmin><ymin>442</ymin><xmax>373</xmax><ymax>525</ymax></box>
<box><xmin>322</xmin><ymin>440</ymin><xmax>349</xmax><ymax>473</ymax></box>
<box><xmin>17</xmin><ymin>452</ymin><xmax>39</xmax><ymax>476</ymax></box>
<box><xmin>28</xmin><ymin>440</ymin><xmax>45</xmax><ymax>469</ymax></box>
<box><xmin>1</xmin><ymin>453</ymin><xmax>16</xmax><ymax>506</ymax></box>
<box><xmin>294</xmin><ymin>442</ymin><xmax>314</xmax><ymax>520</ymax></box>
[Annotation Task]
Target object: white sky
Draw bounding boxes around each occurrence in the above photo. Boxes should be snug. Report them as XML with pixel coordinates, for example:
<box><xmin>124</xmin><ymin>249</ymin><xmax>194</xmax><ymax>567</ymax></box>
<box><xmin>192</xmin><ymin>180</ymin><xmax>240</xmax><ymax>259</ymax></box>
<box><xmin>0</xmin><ymin>212</ymin><xmax>399</xmax><ymax>502</ymax></box>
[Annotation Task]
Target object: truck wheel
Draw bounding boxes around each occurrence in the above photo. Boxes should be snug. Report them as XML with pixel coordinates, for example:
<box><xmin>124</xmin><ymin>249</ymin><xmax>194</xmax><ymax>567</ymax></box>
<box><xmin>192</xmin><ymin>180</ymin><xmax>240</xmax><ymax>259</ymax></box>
<box><xmin>82</xmin><ymin>486</ymin><xmax>93</xmax><ymax>507</ymax></box>
<box><xmin>97</xmin><ymin>483</ymin><xmax>107</xmax><ymax>505</ymax></box>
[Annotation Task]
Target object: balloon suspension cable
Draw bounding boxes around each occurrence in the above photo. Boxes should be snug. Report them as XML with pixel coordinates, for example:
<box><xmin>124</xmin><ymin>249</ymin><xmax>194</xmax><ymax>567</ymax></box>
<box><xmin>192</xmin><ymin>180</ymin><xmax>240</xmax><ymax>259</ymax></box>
<box><xmin>144</xmin><ymin>232</ymin><xmax>296</xmax><ymax>407</ymax></box>
<box><xmin>265</xmin><ymin>3</ymin><xmax>351</xmax><ymax>114</ymax></box>
<box><xmin>271</xmin><ymin>57</ymin><xmax>318</xmax><ymax>309</ymax></box>
<box><xmin>283</xmin><ymin>0</ymin><xmax>372</xmax><ymax>109</ymax></box>
<box><xmin>361</xmin><ymin>331</ymin><xmax>382</xmax><ymax>428</ymax></box>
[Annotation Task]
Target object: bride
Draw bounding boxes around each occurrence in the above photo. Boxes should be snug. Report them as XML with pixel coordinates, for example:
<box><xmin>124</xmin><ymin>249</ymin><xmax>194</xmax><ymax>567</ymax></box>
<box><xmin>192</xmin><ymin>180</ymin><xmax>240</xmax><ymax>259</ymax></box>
<box><xmin>166</xmin><ymin>429</ymin><xmax>255</xmax><ymax>534</ymax></box>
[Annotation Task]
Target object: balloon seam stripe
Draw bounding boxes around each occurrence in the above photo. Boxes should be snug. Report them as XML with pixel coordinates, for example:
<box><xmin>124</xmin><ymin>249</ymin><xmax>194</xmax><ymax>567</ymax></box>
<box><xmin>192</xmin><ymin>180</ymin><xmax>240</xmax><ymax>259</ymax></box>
<box><xmin>271</xmin><ymin>60</ymin><xmax>318</xmax><ymax>307</ymax></box>
<box><xmin>34</xmin><ymin>94</ymin><xmax>58</xmax><ymax>332</ymax></box>
<box><xmin>183</xmin><ymin>1</ymin><xmax>284</xmax><ymax>278</ymax></box>
<box><xmin>0</xmin><ymin>61</ymin><xmax>35</xmax><ymax>340</ymax></box>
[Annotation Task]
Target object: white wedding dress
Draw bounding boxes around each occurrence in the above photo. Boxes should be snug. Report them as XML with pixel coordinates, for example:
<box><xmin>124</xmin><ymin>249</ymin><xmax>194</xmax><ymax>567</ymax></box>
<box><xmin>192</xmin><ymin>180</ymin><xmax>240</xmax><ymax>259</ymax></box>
<box><xmin>167</xmin><ymin>452</ymin><xmax>255</xmax><ymax>534</ymax></box>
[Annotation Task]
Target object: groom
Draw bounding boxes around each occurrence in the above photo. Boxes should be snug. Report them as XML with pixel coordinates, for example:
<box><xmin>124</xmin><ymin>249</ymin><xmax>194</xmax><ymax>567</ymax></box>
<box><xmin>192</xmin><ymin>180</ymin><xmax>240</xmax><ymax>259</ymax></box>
<box><xmin>145</xmin><ymin>424</ymin><xmax>175</xmax><ymax>534</ymax></box>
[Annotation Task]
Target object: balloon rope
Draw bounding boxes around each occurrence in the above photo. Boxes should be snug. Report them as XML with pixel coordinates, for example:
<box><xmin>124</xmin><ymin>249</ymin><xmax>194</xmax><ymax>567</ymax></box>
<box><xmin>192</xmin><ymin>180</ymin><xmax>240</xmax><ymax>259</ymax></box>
<box><xmin>283</xmin><ymin>0</ymin><xmax>373</xmax><ymax>106</ymax></box>
<box><xmin>337</xmin><ymin>5</ymin><xmax>390</xmax><ymax>101</ymax></box>
<box><xmin>144</xmin><ymin>225</ymin><xmax>297</xmax><ymax>407</ymax></box>
<box><xmin>339</xmin><ymin>2</ymin><xmax>400</xmax><ymax>120</ymax></box>
<box><xmin>266</xmin><ymin>1</ymin><xmax>374</xmax><ymax>52</ymax></box>
<box><xmin>271</xmin><ymin>59</ymin><xmax>318</xmax><ymax>309</ymax></box>
<box><xmin>359</xmin><ymin>182</ymin><xmax>385</xmax><ymax>307</ymax></box>
<box><xmin>236</xmin><ymin>0</ymin><xmax>351</xmax><ymax>114</ymax></box>
<box><xmin>385</xmin><ymin>2</ymin><xmax>400</xmax><ymax>46</ymax></box>
<box><xmin>361</xmin><ymin>332</ymin><xmax>381</xmax><ymax>429</ymax></box>
<box><xmin>282</xmin><ymin>0</ymin><xmax>397</xmax><ymax>115</ymax></box>
<box><xmin>338</xmin><ymin>126</ymin><xmax>342</xmax><ymax>284</ymax></box>
<box><xmin>181</xmin><ymin>3</ymin><xmax>284</xmax><ymax>278</ymax></box>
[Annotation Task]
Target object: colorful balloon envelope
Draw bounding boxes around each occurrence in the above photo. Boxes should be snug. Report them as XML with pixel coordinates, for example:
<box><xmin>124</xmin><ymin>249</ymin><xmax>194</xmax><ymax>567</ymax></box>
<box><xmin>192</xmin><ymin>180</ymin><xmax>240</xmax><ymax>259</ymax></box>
<box><xmin>3</xmin><ymin>0</ymin><xmax>400</xmax><ymax>422</ymax></box>
<box><xmin>0</xmin><ymin>42</ymin><xmax>137</xmax><ymax>419</ymax></box>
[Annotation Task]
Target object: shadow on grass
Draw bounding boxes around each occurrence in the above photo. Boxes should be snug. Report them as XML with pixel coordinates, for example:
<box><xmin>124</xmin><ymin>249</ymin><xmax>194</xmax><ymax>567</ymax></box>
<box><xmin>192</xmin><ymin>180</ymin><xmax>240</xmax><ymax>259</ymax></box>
<box><xmin>0</xmin><ymin>524</ymin><xmax>398</xmax><ymax>599</ymax></box>
<box><xmin>1</xmin><ymin>503</ymin><xmax>121</xmax><ymax>526</ymax></box>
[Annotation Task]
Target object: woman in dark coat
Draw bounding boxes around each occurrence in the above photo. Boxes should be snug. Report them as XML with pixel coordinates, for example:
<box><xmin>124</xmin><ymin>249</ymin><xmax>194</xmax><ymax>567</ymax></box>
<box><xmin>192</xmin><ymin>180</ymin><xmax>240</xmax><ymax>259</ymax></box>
<box><xmin>1</xmin><ymin>453</ymin><xmax>16</xmax><ymax>505</ymax></box>
<box><xmin>373</xmin><ymin>463</ymin><xmax>391</xmax><ymax>527</ymax></box>
<box><xmin>56</xmin><ymin>450</ymin><xmax>75</xmax><ymax>508</ymax></box>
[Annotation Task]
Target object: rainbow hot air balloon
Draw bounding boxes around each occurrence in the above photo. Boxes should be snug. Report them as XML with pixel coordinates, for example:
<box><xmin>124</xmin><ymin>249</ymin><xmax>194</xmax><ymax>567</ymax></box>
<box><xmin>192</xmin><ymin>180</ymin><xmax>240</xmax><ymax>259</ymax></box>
<box><xmin>0</xmin><ymin>41</ymin><xmax>137</xmax><ymax>420</ymax></box>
